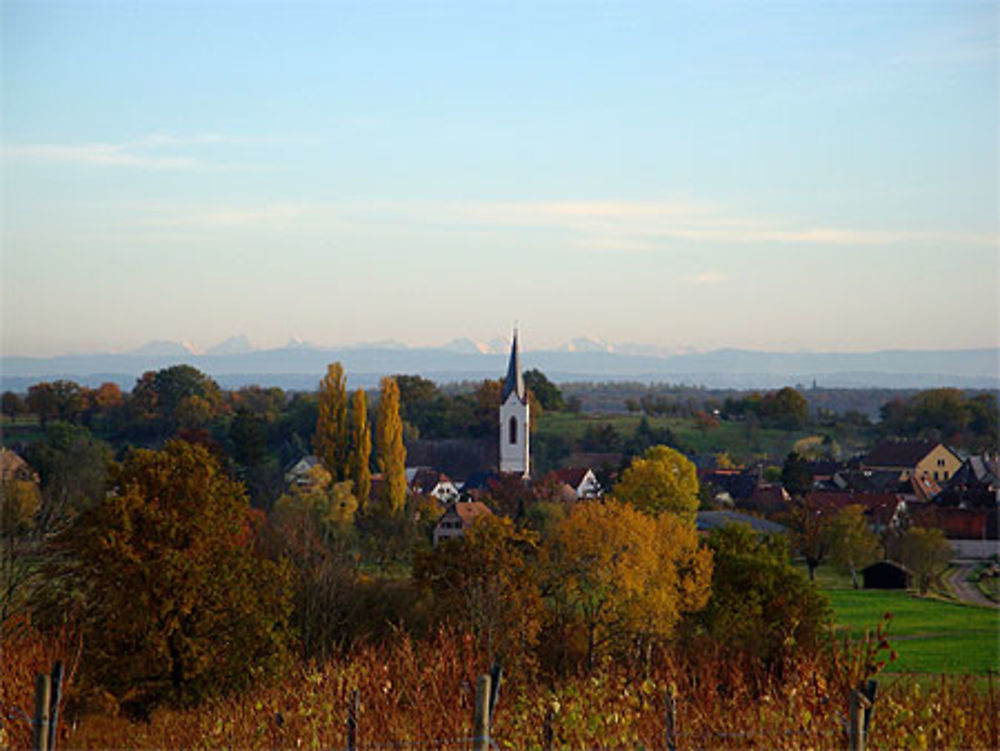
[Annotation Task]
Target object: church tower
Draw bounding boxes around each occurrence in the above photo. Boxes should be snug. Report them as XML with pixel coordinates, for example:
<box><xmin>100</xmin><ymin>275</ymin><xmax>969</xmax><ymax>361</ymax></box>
<box><xmin>499</xmin><ymin>329</ymin><xmax>530</xmax><ymax>477</ymax></box>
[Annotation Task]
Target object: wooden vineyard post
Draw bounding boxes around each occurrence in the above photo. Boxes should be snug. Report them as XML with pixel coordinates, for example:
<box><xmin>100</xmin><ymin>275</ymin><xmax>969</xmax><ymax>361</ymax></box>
<box><xmin>346</xmin><ymin>689</ymin><xmax>359</xmax><ymax>751</ymax></box>
<box><xmin>543</xmin><ymin>707</ymin><xmax>554</xmax><ymax>751</ymax></box>
<box><xmin>47</xmin><ymin>662</ymin><xmax>63</xmax><ymax>751</ymax></box>
<box><xmin>664</xmin><ymin>686</ymin><xmax>678</xmax><ymax>751</ymax></box>
<box><xmin>472</xmin><ymin>674</ymin><xmax>491</xmax><ymax>751</ymax></box>
<box><xmin>849</xmin><ymin>687</ymin><xmax>872</xmax><ymax>751</ymax></box>
<box><xmin>33</xmin><ymin>673</ymin><xmax>51</xmax><ymax>751</ymax></box>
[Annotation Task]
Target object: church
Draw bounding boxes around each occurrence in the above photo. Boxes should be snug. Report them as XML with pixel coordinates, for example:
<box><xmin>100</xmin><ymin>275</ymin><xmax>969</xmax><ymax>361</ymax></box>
<box><xmin>498</xmin><ymin>329</ymin><xmax>530</xmax><ymax>478</ymax></box>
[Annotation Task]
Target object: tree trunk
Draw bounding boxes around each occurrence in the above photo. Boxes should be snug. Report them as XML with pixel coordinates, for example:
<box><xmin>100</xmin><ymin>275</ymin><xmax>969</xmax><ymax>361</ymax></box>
<box><xmin>168</xmin><ymin>632</ymin><xmax>184</xmax><ymax>693</ymax></box>
<box><xmin>587</xmin><ymin>626</ymin><xmax>596</xmax><ymax>672</ymax></box>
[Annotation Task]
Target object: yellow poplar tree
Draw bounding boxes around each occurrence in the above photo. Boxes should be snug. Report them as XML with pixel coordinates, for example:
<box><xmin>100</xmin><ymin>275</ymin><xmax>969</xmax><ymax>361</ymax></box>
<box><xmin>349</xmin><ymin>389</ymin><xmax>372</xmax><ymax>511</ymax></box>
<box><xmin>542</xmin><ymin>500</ymin><xmax>712</xmax><ymax>669</ymax></box>
<box><xmin>313</xmin><ymin>363</ymin><xmax>349</xmax><ymax>481</ymax></box>
<box><xmin>375</xmin><ymin>376</ymin><xmax>407</xmax><ymax>514</ymax></box>
<box><xmin>614</xmin><ymin>444</ymin><xmax>700</xmax><ymax>519</ymax></box>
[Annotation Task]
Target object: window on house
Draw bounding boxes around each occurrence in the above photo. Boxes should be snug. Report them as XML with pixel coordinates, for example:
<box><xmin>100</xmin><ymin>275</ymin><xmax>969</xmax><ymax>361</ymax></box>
<box><xmin>509</xmin><ymin>415</ymin><xmax>518</xmax><ymax>444</ymax></box>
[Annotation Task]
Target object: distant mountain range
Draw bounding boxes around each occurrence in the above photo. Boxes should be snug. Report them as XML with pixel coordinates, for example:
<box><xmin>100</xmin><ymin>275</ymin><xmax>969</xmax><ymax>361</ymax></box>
<box><xmin>1</xmin><ymin>338</ymin><xmax>997</xmax><ymax>392</ymax></box>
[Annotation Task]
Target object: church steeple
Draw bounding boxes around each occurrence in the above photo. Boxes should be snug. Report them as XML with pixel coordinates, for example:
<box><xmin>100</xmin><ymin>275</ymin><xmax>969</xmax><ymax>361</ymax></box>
<box><xmin>498</xmin><ymin>327</ymin><xmax>530</xmax><ymax>477</ymax></box>
<box><xmin>501</xmin><ymin>328</ymin><xmax>526</xmax><ymax>403</ymax></box>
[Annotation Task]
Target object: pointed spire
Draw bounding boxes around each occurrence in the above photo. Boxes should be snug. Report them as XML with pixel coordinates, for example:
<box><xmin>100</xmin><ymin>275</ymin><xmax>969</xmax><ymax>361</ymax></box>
<box><xmin>501</xmin><ymin>328</ymin><xmax>526</xmax><ymax>402</ymax></box>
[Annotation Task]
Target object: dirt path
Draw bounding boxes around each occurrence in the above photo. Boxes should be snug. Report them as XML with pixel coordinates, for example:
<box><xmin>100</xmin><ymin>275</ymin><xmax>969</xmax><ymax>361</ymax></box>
<box><xmin>945</xmin><ymin>563</ymin><xmax>999</xmax><ymax>609</ymax></box>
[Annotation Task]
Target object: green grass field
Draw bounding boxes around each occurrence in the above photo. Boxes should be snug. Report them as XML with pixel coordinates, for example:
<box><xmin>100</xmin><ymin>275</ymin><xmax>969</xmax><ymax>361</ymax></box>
<box><xmin>0</xmin><ymin>415</ymin><xmax>44</xmax><ymax>446</ymax></box>
<box><xmin>536</xmin><ymin>412</ymin><xmax>822</xmax><ymax>460</ymax></box>
<box><xmin>827</xmin><ymin>589</ymin><xmax>1000</xmax><ymax>674</ymax></box>
<box><xmin>535</xmin><ymin>411</ymin><xmax>873</xmax><ymax>463</ymax></box>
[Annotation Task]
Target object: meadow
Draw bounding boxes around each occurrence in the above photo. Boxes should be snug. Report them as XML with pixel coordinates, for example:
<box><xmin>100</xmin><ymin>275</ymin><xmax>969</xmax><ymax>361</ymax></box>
<box><xmin>828</xmin><ymin>589</ymin><xmax>999</xmax><ymax>675</ymax></box>
<box><xmin>534</xmin><ymin>411</ymin><xmax>870</xmax><ymax>464</ymax></box>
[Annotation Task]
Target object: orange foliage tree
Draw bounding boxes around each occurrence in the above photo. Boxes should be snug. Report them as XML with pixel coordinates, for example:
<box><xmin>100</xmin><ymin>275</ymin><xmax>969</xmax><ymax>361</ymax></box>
<box><xmin>541</xmin><ymin>500</ymin><xmax>712</xmax><ymax>670</ymax></box>
<box><xmin>414</xmin><ymin>516</ymin><xmax>542</xmax><ymax>669</ymax></box>
<box><xmin>55</xmin><ymin>440</ymin><xmax>291</xmax><ymax>716</ymax></box>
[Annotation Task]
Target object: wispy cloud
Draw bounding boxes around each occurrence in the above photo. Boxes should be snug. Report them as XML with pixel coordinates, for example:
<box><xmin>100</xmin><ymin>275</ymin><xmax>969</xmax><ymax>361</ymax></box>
<box><xmin>385</xmin><ymin>200</ymin><xmax>996</xmax><ymax>250</ymax></box>
<box><xmin>123</xmin><ymin>198</ymin><xmax>997</xmax><ymax>250</ymax></box>
<box><xmin>690</xmin><ymin>271</ymin><xmax>728</xmax><ymax>285</ymax></box>
<box><xmin>2</xmin><ymin>133</ymin><xmax>271</xmax><ymax>170</ymax></box>
<box><xmin>141</xmin><ymin>203</ymin><xmax>329</xmax><ymax>231</ymax></box>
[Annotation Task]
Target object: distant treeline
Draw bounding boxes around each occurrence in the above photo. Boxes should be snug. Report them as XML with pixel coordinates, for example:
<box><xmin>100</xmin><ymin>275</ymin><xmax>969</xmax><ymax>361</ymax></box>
<box><xmin>559</xmin><ymin>381</ymin><xmax>997</xmax><ymax>421</ymax></box>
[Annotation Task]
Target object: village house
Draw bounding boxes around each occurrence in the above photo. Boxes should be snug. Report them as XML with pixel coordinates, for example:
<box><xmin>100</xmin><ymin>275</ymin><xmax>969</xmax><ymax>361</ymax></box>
<box><xmin>863</xmin><ymin>440</ymin><xmax>962</xmax><ymax>484</ymax></box>
<box><xmin>283</xmin><ymin>454</ymin><xmax>321</xmax><ymax>487</ymax></box>
<box><xmin>804</xmin><ymin>490</ymin><xmax>908</xmax><ymax>535</ymax></box>
<box><xmin>549</xmin><ymin>467</ymin><xmax>601</xmax><ymax>499</ymax></box>
<box><xmin>938</xmin><ymin>453</ymin><xmax>1000</xmax><ymax>509</ymax></box>
<box><xmin>432</xmin><ymin>501</ymin><xmax>493</xmax><ymax>546</ymax></box>
<box><xmin>406</xmin><ymin>467</ymin><xmax>460</xmax><ymax>504</ymax></box>
<box><xmin>0</xmin><ymin>448</ymin><xmax>40</xmax><ymax>485</ymax></box>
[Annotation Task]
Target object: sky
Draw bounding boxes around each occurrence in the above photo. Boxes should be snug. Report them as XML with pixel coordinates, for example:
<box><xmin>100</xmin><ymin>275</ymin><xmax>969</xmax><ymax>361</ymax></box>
<box><xmin>2</xmin><ymin>0</ymin><xmax>997</xmax><ymax>357</ymax></box>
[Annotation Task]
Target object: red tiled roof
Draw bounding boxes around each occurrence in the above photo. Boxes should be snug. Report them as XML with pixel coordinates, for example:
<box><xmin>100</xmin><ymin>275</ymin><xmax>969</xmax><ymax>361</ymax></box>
<box><xmin>908</xmin><ymin>475</ymin><xmax>941</xmax><ymax>503</ymax></box>
<box><xmin>452</xmin><ymin>501</ymin><xmax>493</xmax><ymax>528</ymax></box>
<box><xmin>804</xmin><ymin>491</ymin><xmax>904</xmax><ymax>526</ymax></box>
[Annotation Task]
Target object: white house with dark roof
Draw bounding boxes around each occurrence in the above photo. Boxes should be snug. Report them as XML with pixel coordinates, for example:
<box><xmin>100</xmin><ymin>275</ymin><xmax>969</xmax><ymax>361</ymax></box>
<box><xmin>284</xmin><ymin>454</ymin><xmax>321</xmax><ymax>486</ymax></box>
<box><xmin>551</xmin><ymin>467</ymin><xmax>601</xmax><ymax>498</ymax></box>
<box><xmin>407</xmin><ymin>467</ymin><xmax>460</xmax><ymax>504</ymax></box>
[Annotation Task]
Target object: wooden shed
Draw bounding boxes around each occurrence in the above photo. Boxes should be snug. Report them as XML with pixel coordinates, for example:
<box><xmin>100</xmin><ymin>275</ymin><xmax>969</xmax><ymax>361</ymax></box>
<box><xmin>861</xmin><ymin>560</ymin><xmax>911</xmax><ymax>590</ymax></box>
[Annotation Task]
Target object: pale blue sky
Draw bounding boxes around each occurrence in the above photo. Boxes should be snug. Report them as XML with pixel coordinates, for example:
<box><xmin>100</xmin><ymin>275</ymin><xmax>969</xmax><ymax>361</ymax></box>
<box><xmin>2</xmin><ymin>1</ymin><xmax>997</xmax><ymax>356</ymax></box>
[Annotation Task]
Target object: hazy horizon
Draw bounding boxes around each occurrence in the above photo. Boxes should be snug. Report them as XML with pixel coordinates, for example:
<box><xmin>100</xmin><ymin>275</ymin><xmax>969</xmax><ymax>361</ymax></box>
<box><xmin>5</xmin><ymin>332</ymin><xmax>1000</xmax><ymax>360</ymax></box>
<box><xmin>3</xmin><ymin>1</ymin><xmax>997</xmax><ymax>358</ymax></box>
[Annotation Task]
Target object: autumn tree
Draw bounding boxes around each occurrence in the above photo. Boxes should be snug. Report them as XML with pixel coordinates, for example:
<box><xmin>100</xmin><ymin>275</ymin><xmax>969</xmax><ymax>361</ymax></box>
<box><xmin>758</xmin><ymin>386</ymin><xmax>809</xmax><ymax>429</ymax></box>
<box><xmin>614</xmin><ymin>444</ymin><xmax>699</xmax><ymax>518</ymax></box>
<box><xmin>541</xmin><ymin>500</ymin><xmax>712</xmax><ymax>670</ymax></box>
<box><xmin>1</xmin><ymin>472</ymin><xmax>42</xmax><ymax>631</ymax></box>
<box><xmin>27</xmin><ymin>381</ymin><xmax>87</xmax><ymax>426</ymax></box>
<box><xmin>472</xmin><ymin>379</ymin><xmax>503</xmax><ymax>438</ymax></box>
<box><xmin>482</xmin><ymin>472</ymin><xmax>533</xmax><ymax>518</ymax></box>
<box><xmin>85</xmin><ymin>381</ymin><xmax>126</xmax><ymax>430</ymax></box>
<box><xmin>314</xmin><ymin>363</ymin><xmax>350</xmax><ymax>480</ymax></box>
<box><xmin>57</xmin><ymin>440</ymin><xmax>290</xmax><ymax>715</ymax></box>
<box><xmin>621</xmin><ymin>417</ymin><xmax>681</xmax><ymax>464</ymax></box>
<box><xmin>267</xmin><ymin>485</ymin><xmax>358</xmax><ymax>660</ymax></box>
<box><xmin>694</xmin><ymin>523</ymin><xmax>831</xmax><ymax>667</ymax></box>
<box><xmin>229</xmin><ymin>408</ymin><xmax>280</xmax><ymax>508</ymax></box>
<box><xmin>349</xmin><ymin>389</ymin><xmax>372</xmax><ymax>510</ymax></box>
<box><xmin>375</xmin><ymin>376</ymin><xmax>407</xmax><ymax>515</ymax></box>
<box><xmin>394</xmin><ymin>374</ymin><xmax>446</xmax><ymax>438</ymax></box>
<box><xmin>273</xmin><ymin>465</ymin><xmax>359</xmax><ymax>538</ymax></box>
<box><xmin>414</xmin><ymin>515</ymin><xmax>542</xmax><ymax>668</ymax></box>
<box><xmin>825</xmin><ymin>505</ymin><xmax>881</xmax><ymax>588</ymax></box>
<box><xmin>523</xmin><ymin>369</ymin><xmax>565</xmax><ymax>411</ymax></box>
<box><xmin>897</xmin><ymin>526</ymin><xmax>952</xmax><ymax>594</ymax></box>
<box><xmin>230</xmin><ymin>385</ymin><xmax>285</xmax><ymax>422</ymax></box>
<box><xmin>781</xmin><ymin>451</ymin><xmax>814</xmax><ymax>497</ymax></box>
<box><xmin>787</xmin><ymin>496</ymin><xmax>830</xmax><ymax>581</ymax></box>
<box><xmin>153</xmin><ymin>365</ymin><xmax>224</xmax><ymax>430</ymax></box>
<box><xmin>1</xmin><ymin>391</ymin><xmax>24</xmax><ymax>420</ymax></box>
<box><xmin>27</xmin><ymin>422</ymin><xmax>112</xmax><ymax>526</ymax></box>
